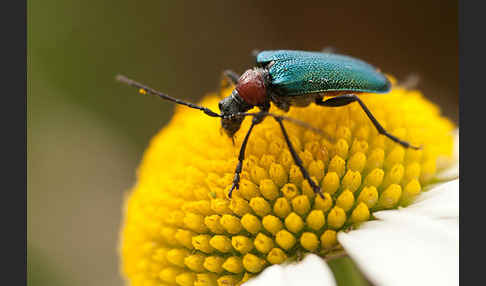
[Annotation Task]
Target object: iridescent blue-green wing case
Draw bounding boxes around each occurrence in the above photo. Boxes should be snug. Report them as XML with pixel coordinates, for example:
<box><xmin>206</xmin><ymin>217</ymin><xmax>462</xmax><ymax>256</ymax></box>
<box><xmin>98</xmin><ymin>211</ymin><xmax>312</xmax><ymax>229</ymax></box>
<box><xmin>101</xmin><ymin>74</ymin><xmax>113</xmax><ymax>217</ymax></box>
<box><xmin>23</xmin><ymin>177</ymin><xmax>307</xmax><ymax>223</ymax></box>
<box><xmin>257</xmin><ymin>50</ymin><xmax>391</xmax><ymax>96</ymax></box>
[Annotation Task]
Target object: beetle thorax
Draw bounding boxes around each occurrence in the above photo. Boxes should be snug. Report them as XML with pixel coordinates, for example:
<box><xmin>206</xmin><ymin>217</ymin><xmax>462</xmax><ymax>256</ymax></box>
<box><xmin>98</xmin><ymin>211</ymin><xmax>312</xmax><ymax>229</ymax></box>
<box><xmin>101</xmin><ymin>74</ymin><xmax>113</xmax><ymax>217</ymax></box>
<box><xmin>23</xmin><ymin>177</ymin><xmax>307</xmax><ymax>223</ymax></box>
<box><xmin>236</xmin><ymin>68</ymin><xmax>267</xmax><ymax>106</ymax></box>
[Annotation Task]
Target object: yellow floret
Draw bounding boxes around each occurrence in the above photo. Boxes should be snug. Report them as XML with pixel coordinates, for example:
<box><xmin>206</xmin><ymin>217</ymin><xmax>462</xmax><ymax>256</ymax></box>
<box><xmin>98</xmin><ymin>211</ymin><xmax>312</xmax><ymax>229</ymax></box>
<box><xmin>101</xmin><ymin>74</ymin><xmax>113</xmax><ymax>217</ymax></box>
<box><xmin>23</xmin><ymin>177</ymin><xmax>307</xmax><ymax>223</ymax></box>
<box><xmin>211</xmin><ymin>198</ymin><xmax>232</xmax><ymax>215</ymax></box>
<box><xmin>259</xmin><ymin>179</ymin><xmax>280</xmax><ymax>200</ymax></box>
<box><xmin>120</xmin><ymin>82</ymin><xmax>455</xmax><ymax>285</ymax></box>
<box><xmin>254</xmin><ymin>233</ymin><xmax>274</xmax><ymax>254</ymax></box>
<box><xmin>204</xmin><ymin>256</ymin><xmax>224</xmax><ymax>274</ymax></box>
<box><xmin>240</xmin><ymin>214</ymin><xmax>261</xmax><ymax>234</ymax></box>
<box><xmin>262</xmin><ymin>215</ymin><xmax>284</xmax><ymax>235</ymax></box>
<box><xmin>194</xmin><ymin>273</ymin><xmax>217</xmax><ymax>286</ymax></box>
<box><xmin>341</xmin><ymin>170</ymin><xmax>362</xmax><ymax>192</ymax></box>
<box><xmin>242</xmin><ymin>254</ymin><xmax>266</xmax><ymax>273</ymax></box>
<box><xmin>160</xmin><ymin>267</ymin><xmax>183</xmax><ymax>284</ymax></box>
<box><xmin>273</xmin><ymin>197</ymin><xmax>292</xmax><ymax>218</ymax></box>
<box><xmin>184</xmin><ymin>213</ymin><xmax>208</xmax><ymax>234</ymax></box>
<box><xmin>249</xmin><ymin>197</ymin><xmax>272</xmax><ymax>217</ymax></box>
<box><xmin>366</xmin><ymin>148</ymin><xmax>385</xmax><ymax>171</ymax></box>
<box><xmin>281</xmin><ymin>183</ymin><xmax>299</xmax><ymax>200</ymax></box>
<box><xmin>184</xmin><ymin>254</ymin><xmax>206</xmax><ymax>272</ymax></box>
<box><xmin>328</xmin><ymin>156</ymin><xmax>346</xmax><ymax>178</ymax></box>
<box><xmin>306</xmin><ymin>210</ymin><xmax>325</xmax><ymax>231</ymax></box>
<box><xmin>229</xmin><ymin>197</ymin><xmax>252</xmax><ymax>217</ymax></box>
<box><xmin>275</xmin><ymin>230</ymin><xmax>297</xmax><ymax>250</ymax></box>
<box><xmin>350</xmin><ymin>202</ymin><xmax>371</xmax><ymax>224</ymax></box>
<box><xmin>363</xmin><ymin>168</ymin><xmax>385</xmax><ymax>187</ymax></box>
<box><xmin>167</xmin><ymin>249</ymin><xmax>189</xmax><ymax>267</ymax></box>
<box><xmin>300</xmin><ymin>232</ymin><xmax>319</xmax><ymax>251</ymax></box>
<box><xmin>175</xmin><ymin>229</ymin><xmax>195</xmax><ymax>249</ymax></box>
<box><xmin>291</xmin><ymin>195</ymin><xmax>311</xmax><ymax>216</ymax></box>
<box><xmin>321</xmin><ymin>172</ymin><xmax>340</xmax><ymax>195</ymax></box>
<box><xmin>308</xmin><ymin>160</ymin><xmax>325</xmax><ymax>181</ymax></box>
<box><xmin>266</xmin><ymin>248</ymin><xmax>288</xmax><ymax>265</ymax></box>
<box><xmin>231</xmin><ymin>236</ymin><xmax>253</xmax><ymax>254</ymax></box>
<box><xmin>219</xmin><ymin>215</ymin><xmax>242</xmax><ymax>234</ymax></box>
<box><xmin>400</xmin><ymin>179</ymin><xmax>422</xmax><ymax>206</ymax></box>
<box><xmin>238</xmin><ymin>179</ymin><xmax>259</xmax><ymax>200</ymax></box>
<box><xmin>176</xmin><ymin>272</ymin><xmax>196</xmax><ymax>286</ymax></box>
<box><xmin>338</xmin><ymin>192</ymin><xmax>355</xmax><ymax>213</ymax></box>
<box><xmin>204</xmin><ymin>215</ymin><xmax>225</xmax><ymax>234</ymax></box>
<box><xmin>321</xmin><ymin>229</ymin><xmax>338</xmax><ymax>249</ymax></box>
<box><xmin>327</xmin><ymin>206</ymin><xmax>346</xmax><ymax>229</ymax></box>
<box><xmin>192</xmin><ymin>235</ymin><xmax>214</xmax><ymax>254</ymax></box>
<box><xmin>313</xmin><ymin>193</ymin><xmax>333</xmax><ymax>212</ymax></box>
<box><xmin>268</xmin><ymin>163</ymin><xmax>288</xmax><ymax>187</ymax></box>
<box><xmin>377</xmin><ymin>184</ymin><xmax>402</xmax><ymax>209</ymax></box>
<box><xmin>347</xmin><ymin>152</ymin><xmax>367</xmax><ymax>172</ymax></box>
<box><xmin>222</xmin><ymin>257</ymin><xmax>243</xmax><ymax>274</ymax></box>
<box><xmin>334</xmin><ymin>139</ymin><xmax>349</xmax><ymax>159</ymax></box>
<box><xmin>217</xmin><ymin>275</ymin><xmax>239</xmax><ymax>286</ymax></box>
<box><xmin>284</xmin><ymin>212</ymin><xmax>304</xmax><ymax>234</ymax></box>
<box><xmin>209</xmin><ymin>235</ymin><xmax>232</xmax><ymax>253</ymax></box>
<box><xmin>357</xmin><ymin>186</ymin><xmax>379</xmax><ymax>208</ymax></box>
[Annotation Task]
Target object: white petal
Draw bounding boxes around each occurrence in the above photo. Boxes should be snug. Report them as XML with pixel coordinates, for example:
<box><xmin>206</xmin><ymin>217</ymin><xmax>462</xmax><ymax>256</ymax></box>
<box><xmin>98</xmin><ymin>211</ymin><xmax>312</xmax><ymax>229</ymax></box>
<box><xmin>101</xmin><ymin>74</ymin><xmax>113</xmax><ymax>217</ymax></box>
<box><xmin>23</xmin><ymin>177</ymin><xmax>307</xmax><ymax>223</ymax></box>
<box><xmin>338</xmin><ymin>213</ymin><xmax>458</xmax><ymax>286</ymax></box>
<box><xmin>243</xmin><ymin>254</ymin><xmax>337</xmax><ymax>286</ymax></box>
<box><xmin>243</xmin><ymin>266</ymin><xmax>286</xmax><ymax>286</ymax></box>
<box><xmin>375</xmin><ymin>179</ymin><xmax>459</xmax><ymax>220</ymax></box>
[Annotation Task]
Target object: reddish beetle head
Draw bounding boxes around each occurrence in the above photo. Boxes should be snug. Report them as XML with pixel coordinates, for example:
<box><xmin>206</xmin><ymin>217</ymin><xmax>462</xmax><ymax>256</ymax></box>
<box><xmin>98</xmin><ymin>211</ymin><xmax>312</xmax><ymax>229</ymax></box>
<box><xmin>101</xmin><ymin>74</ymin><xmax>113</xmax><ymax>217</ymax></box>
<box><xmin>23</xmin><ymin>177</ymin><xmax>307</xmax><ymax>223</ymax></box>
<box><xmin>218</xmin><ymin>68</ymin><xmax>268</xmax><ymax>137</ymax></box>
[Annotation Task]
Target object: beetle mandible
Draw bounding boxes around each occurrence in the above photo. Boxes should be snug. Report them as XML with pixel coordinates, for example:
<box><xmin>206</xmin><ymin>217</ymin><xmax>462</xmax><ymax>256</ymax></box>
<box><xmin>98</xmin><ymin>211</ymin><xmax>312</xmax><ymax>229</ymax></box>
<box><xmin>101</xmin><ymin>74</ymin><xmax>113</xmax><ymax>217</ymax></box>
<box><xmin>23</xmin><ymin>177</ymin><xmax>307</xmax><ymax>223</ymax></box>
<box><xmin>116</xmin><ymin>50</ymin><xmax>420</xmax><ymax>199</ymax></box>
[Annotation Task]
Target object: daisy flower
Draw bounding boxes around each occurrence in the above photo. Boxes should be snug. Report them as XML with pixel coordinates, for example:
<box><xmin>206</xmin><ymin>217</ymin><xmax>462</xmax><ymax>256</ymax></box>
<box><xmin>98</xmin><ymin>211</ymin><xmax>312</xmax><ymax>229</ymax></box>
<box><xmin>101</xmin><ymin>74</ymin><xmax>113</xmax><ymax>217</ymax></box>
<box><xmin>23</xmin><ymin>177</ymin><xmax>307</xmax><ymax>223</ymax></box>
<box><xmin>119</xmin><ymin>77</ymin><xmax>457</xmax><ymax>286</ymax></box>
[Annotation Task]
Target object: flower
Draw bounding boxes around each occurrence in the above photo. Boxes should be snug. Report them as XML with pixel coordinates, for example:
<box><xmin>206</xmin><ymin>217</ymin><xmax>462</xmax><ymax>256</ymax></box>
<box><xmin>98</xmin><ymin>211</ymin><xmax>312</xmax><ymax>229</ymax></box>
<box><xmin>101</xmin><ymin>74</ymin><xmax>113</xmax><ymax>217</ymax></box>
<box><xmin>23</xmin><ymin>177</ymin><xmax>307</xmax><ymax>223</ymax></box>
<box><xmin>119</xmin><ymin>78</ymin><xmax>456</xmax><ymax>286</ymax></box>
<box><xmin>244</xmin><ymin>161</ymin><xmax>459</xmax><ymax>286</ymax></box>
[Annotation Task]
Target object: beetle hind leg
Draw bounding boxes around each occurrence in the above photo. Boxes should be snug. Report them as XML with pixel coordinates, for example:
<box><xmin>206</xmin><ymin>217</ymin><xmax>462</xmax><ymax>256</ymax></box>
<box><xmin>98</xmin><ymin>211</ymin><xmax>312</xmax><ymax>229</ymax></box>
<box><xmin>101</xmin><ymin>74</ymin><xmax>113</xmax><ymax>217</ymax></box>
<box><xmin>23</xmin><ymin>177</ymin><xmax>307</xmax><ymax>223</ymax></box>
<box><xmin>315</xmin><ymin>94</ymin><xmax>421</xmax><ymax>150</ymax></box>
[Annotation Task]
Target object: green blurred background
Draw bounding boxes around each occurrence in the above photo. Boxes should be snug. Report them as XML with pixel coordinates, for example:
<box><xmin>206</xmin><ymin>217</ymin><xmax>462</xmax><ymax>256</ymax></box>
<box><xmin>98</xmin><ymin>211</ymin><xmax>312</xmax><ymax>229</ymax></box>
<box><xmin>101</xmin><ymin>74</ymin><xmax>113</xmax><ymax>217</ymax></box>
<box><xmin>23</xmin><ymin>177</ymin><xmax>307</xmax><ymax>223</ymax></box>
<box><xmin>28</xmin><ymin>1</ymin><xmax>457</xmax><ymax>285</ymax></box>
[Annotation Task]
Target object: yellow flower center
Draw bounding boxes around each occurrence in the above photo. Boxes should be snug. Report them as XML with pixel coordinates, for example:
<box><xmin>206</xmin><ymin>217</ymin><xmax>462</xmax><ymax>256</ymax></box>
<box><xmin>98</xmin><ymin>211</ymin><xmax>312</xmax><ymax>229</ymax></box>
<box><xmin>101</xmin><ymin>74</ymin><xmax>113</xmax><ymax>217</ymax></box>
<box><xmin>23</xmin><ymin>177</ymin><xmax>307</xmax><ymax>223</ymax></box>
<box><xmin>120</xmin><ymin>77</ymin><xmax>455</xmax><ymax>286</ymax></box>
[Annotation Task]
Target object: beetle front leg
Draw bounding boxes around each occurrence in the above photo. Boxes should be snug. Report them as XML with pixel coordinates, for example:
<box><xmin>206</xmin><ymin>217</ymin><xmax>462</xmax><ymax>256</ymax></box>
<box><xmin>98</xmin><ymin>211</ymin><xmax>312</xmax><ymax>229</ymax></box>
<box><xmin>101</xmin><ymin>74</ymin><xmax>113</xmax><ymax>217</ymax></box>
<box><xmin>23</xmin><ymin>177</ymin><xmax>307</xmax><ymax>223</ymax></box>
<box><xmin>315</xmin><ymin>95</ymin><xmax>421</xmax><ymax>149</ymax></box>
<box><xmin>222</xmin><ymin>70</ymin><xmax>240</xmax><ymax>86</ymax></box>
<box><xmin>219</xmin><ymin>70</ymin><xmax>241</xmax><ymax>98</ymax></box>
<box><xmin>228</xmin><ymin>116</ymin><xmax>261</xmax><ymax>198</ymax></box>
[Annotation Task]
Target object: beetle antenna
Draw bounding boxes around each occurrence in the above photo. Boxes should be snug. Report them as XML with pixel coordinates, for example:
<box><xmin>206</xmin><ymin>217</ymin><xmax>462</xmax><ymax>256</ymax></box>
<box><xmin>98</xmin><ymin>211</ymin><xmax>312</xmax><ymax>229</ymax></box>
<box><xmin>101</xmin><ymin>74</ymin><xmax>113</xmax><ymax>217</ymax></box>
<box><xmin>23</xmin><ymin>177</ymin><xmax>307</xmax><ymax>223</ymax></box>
<box><xmin>115</xmin><ymin>74</ymin><xmax>222</xmax><ymax>118</ymax></box>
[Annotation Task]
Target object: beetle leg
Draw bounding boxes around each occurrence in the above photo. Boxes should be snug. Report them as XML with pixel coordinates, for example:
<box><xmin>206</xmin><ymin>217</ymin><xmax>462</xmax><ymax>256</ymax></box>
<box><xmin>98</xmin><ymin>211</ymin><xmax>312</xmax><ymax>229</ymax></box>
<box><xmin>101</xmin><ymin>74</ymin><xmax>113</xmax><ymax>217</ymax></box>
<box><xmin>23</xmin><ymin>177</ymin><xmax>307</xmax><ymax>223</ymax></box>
<box><xmin>269</xmin><ymin>91</ymin><xmax>291</xmax><ymax>112</ymax></box>
<box><xmin>251</xmin><ymin>49</ymin><xmax>261</xmax><ymax>61</ymax></box>
<box><xmin>274</xmin><ymin>117</ymin><xmax>324</xmax><ymax>198</ymax></box>
<box><xmin>315</xmin><ymin>95</ymin><xmax>421</xmax><ymax>149</ymax></box>
<box><xmin>219</xmin><ymin>70</ymin><xmax>241</xmax><ymax>98</ymax></box>
<box><xmin>321</xmin><ymin>46</ymin><xmax>337</xmax><ymax>54</ymax></box>
<box><xmin>222</xmin><ymin>70</ymin><xmax>240</xmax><ymax>86</ymax></box>
<box><xmin>228</xmin><ymin>115</ymin><xmax>264</xmax><ymax>198</ymax></box>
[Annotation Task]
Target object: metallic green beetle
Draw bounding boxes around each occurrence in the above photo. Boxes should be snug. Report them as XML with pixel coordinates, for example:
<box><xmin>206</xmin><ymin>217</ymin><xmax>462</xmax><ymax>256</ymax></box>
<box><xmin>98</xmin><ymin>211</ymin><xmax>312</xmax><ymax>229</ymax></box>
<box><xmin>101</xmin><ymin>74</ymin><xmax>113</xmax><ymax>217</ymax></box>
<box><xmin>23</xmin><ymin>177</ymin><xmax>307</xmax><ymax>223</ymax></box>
<box><xmin>117</xmin><ymin>50</ymin><xmax>419</xmax><ymax>198</ymax></box>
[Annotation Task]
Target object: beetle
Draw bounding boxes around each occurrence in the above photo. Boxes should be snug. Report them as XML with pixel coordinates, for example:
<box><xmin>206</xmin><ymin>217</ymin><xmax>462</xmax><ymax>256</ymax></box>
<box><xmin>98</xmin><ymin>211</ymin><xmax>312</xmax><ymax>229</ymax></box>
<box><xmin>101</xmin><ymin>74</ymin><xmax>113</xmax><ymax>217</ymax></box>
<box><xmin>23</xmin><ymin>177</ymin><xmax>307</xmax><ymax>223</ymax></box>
<box><xmin>116</xmin><ymin>50</ymin><xmax>419</xmax><ymax>198</ymax></box>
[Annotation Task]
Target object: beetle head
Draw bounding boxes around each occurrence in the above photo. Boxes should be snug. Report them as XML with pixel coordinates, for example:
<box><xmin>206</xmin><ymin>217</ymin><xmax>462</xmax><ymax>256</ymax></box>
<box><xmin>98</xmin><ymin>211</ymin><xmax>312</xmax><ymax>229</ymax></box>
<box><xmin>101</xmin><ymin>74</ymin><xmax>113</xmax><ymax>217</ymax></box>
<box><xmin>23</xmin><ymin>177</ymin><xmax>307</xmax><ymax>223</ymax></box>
<box><xmin>218</xmin><ymin>89</ymin><xmax>252</xmax><ymax>137</ymax></box>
